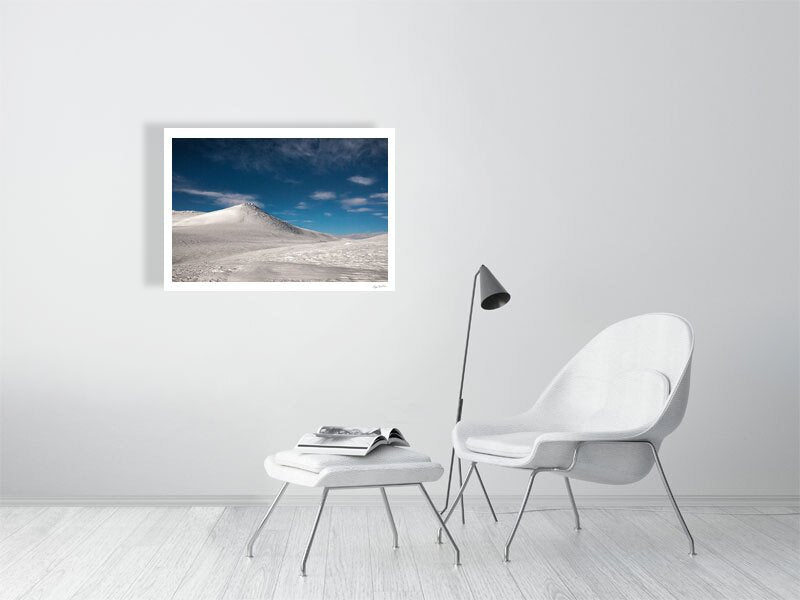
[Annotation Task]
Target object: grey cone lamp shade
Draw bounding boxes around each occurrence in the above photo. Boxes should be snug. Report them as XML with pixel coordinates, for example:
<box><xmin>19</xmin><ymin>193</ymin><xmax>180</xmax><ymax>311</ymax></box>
<box><xmin>478</xmin><ymin>265</ymin><xmax>511</xmax><ymax>310</ymax></box>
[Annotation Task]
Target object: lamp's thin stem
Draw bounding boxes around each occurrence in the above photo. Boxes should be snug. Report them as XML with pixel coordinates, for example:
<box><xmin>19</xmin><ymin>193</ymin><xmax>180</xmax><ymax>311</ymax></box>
<box><xmin>457</xmin><ymin>270</ymin><xmax>480</xmax><ymax>420</ymax></box>
<box><xmin>441</xmin><ymin>269</ymin><xmax>480</xmax><ymax>514</ymax></box>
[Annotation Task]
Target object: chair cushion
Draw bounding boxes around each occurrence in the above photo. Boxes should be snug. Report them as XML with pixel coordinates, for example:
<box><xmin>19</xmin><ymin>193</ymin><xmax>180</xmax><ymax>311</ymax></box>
<box><xmin>464</xmin><ymin>370</ymin><xmax>671</xmax><ymax>461</ymax></box>
<box><xmin>465</xmin><ymin>431</ymin><xmax>543</xmax><ymax>459</ymax></box>
<box><xmin>273</xmin><ymin>446</ymin><xmax>433</xmax><ymax>473</ymax></box>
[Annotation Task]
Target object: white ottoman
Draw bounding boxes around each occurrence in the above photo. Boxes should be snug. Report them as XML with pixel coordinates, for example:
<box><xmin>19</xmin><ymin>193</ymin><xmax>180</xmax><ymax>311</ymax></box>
<box><xmin>245</xmin><ymin>446</ymin><xmax>460</xmax><ymax>575</ymax></box>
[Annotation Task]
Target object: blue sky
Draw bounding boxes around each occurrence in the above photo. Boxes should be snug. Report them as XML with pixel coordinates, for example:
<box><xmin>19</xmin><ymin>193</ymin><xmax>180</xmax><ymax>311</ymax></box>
<box><xmin>171</xmin><ymin>138</ymin><xmax>389</xmax><ymax>235</ymax></box>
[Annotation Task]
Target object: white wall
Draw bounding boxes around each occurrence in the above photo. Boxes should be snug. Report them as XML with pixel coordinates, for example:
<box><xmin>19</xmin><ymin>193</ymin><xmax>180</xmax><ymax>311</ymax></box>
<box><xmin>1</xmin><ymin>0</ymin><xmax>797</xmax><ymax>500</ymax></box>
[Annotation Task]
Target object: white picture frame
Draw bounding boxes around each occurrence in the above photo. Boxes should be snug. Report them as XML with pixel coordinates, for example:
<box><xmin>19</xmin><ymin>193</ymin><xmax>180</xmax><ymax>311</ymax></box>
<box><xmin>164</xmin><ymin>127</ymin><xmax>395</xmax><ymax>291</ymax></box>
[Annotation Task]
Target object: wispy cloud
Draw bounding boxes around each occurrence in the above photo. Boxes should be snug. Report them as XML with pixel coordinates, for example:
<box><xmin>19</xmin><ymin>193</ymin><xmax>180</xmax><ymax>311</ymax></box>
<box><xmin>369</xmin><ymin>192</ymin><xmax>388</xmax><ymax>201</ymax></box>
<box><xmin>340</xmin><ymin>195</ymin><xmax>388</xmax><ymax>214</ymax></box>
<box><xmin>341</xmin><ymin>197</ymin><xmax>370</xmax><ymax>212</ymax></box>
<box><xmin>174</xmin><ymin>188</ymin><xmax>262</xmax><ymax>209</ymax></box>
<box><xmin>324</xmin><ymin>212</ymin><xmax>332</xmax><ymax>217</ymax></box>
<box><xmin>295</xmin><ymin>201</ymin><xmax>310</xmax><ymax>210</ymax></box>
<box><xmin>348</xmin><ymin>175</ymin><xmax>376</xmax><ymax>186</ymax></box>
<box><xmin>311</xmin><ymin>191</ymin><xmax>336</xmax><ymax>200</ymax></box>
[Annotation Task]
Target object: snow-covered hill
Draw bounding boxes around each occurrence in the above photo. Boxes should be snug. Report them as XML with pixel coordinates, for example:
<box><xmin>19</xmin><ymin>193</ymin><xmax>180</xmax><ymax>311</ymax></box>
<box><xmin>174</xmin><ymin>203</ymin><xmax>335</xmax><ymax>241</ymax></box>
<box><xmin>171</xmin><ymin>210</ymin><xmax>205</xmax><ymax>224</ymax></box>
<box><xmin>171</xmin><ymin>203</ymin><xmax>387</xmax><ymax>282</ymax></box>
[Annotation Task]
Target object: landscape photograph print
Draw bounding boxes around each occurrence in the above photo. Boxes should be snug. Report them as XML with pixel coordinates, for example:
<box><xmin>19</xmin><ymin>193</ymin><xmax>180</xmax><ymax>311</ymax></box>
<box><xmin>164</xmin><ymin>128</ymin><xmax>394</xmax><ymax>291</ymax></box>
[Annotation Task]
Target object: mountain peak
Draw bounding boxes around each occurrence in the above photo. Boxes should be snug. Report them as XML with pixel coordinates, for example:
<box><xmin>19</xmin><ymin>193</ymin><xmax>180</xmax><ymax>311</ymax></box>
<box><xmin>173</xmin><ymin>203</ymin><xmax>336</xmax><ymax>240</ymax></box>
<box><xmin>237</xmin><ymin>201</ymin><xmax>264</xmax><ymax>211</ymax></box>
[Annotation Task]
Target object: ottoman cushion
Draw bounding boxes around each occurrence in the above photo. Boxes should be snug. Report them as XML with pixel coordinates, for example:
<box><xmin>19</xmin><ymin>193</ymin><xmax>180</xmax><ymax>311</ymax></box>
<box><xmin>265</xmin><ymin>445</ymin><xmax>444</xmax><ymax>488</ymax></box>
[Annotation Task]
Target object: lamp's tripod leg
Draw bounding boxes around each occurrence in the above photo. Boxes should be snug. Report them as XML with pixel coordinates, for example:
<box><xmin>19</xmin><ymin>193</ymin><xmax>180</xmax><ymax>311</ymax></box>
<box><xmin>437</xmin><ymin>463</ymin><xmax>476</xmax><ymax>543</ymax></box>
<box><xmin>440</xmin><ymin>448</ymin><xmax>456</xmax><ymax>514</ymax></box>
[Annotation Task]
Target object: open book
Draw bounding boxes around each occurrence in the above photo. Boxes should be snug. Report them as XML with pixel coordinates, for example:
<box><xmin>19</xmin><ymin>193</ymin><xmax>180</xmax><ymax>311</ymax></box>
<box><xmin>294</xmin><ymin>426</ymin><xmax>410</xmax><ymax>456</ymax></box>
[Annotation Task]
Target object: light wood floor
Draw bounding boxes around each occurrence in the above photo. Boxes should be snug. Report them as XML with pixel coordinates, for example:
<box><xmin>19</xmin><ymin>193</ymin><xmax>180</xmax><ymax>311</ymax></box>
<box><xmin>0</xmin><ymin>502</ymin><xmax>797</xmax><ymax>599</ymax></box>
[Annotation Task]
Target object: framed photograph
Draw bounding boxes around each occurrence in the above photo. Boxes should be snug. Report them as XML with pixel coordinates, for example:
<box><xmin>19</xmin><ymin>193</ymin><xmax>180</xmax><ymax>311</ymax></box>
<box><xmin>164</xmin><ymin>127</ymin><xmax>394</xmax><ymax>291</ymax></box>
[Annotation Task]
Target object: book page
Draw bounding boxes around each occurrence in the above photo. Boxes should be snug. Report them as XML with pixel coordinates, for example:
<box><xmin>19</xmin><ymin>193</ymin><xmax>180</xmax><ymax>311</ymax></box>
<box><xmin>298</xmin><ymin>433</ymin><xmax>381</xmax><ymax>450</ymax></box>
<box><xmin>316</xmin><ymin>425</ymin><xmax>381</xmax><ymax>437</ymax></box>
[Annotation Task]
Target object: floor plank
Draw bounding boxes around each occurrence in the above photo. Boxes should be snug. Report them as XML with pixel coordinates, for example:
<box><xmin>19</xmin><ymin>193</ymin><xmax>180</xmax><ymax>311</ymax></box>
<box><xmin>0</xmin><ymin>508</ymin><xmax>45</xmax><ymax>544</ymax></box>
<box><xmin>455</xmin><ymin>508</ymin><xmax>524</xmax><ymax>600</ymax></box>
<box><xmin>0</xmin><ymin>507</ymin><xmax>116</xmax><ymax>600</ymax></box>
<box><xmin>18</xmin><ymin>508</ymin><xmax>150</xmax><ymax>600</ymax></box>
<box><xmin>367</xmin><ymin>503</ymin><xmax>425</xmax><ymax>600</ymax></box>
<box><xmin>395</xmin><ymin>504</ymin><xmax>475</xmax><ymax>600</ymax></box>
<box><xmin>119</xmin><ymin>506</ymin><xmax>224</xmax><ymax>600</ymax></box>
<box><xmin>753</xmin><ymin>505</ymin><xmax>800</xmax><ymax>517</ymax></box>
<box><xmin>272</xmin><ymin>507</ymin><xmax>331</xmax><ymax>600</ymax></box>
<box><xmin>624</xmin><ymin>508</ymin><xmax>782</xmax><ymax>599</ymax></box>
<box><xmin>538</xmin><ymin>508</ymin><xmax>675</xmax><ymax>599</ymax></box>
<box><xmin>724</xmin><ymin>508</ymin><xmax>800</xmax><ymax>553</ymax></box>
<box><xmin>541</xmin><ymin>507</ymin><xmax>659</xmax><ymax>599</ymax></box>
<box><xmin>480</xmin><ymin>505</ymin><xmax>586</xmax><ymax>600</ymax></box>
<box><xmin>323</xmin><ymin>506</ymin><xmax>373</xmax><ymax>600</ymax></box>
<box><xmin>173</xmin><ymin>507</ymin><xmax>263</xmax><ymax>600</ymax></box>
<box><xmin>0</xmin><ymin>507</ymin><xmax>83</xmax><ymax>573</ymax></box>
<box><xmin>67</xmin><ymin>507</ymin><xmax>188</xmax><ymax>600</ymax></box>
<box><xmin>0</xmin><ymin>503</ymin><xmax>796</xmax><ymax>600</ymax></box>
<box><xmin>223</xmin><ymin>505</ymin><xmax>296</xmax><ymax>600</ymax></box>
<box><xmin>684</xmin><ymin>510</ymin><xmax>800</xmax><ymax>598</ymax></box>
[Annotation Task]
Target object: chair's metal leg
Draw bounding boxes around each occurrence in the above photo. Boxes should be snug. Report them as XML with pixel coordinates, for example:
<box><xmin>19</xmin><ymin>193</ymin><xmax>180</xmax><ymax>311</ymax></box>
<box><xmin>300</xmin><ymin>488</ymin><xmax>329</xmax><ymax>576</ymax></box>
<box><xmin>457</xmin><ymin>458</ymin><xmax>465</xmax><ymax>524</ymax></box>
<box><xmin>419</xmin><ymin>484</ymin><xmax>461</xmax><ymax>566</ymax></box>
<box><xmin>564</xmin><ymin>478</ymin><xmax>581</xmax><ymax>530</ymax></box>
<box><xmin>379</xmin><ymin>487</ymin><xmax>399</xmax><ymax>549</ymax></box>
<box><xmin>504</xmin><ymin>470</ymin><xmax>537</xmax><ymax>562</ymax></box>
<box><xmin>474</xmin><ymin>466</ymin><xmax>498</xmax><ymax>522</ymax></box>
<box><xmin>245</xmin><ymin>481</ymin><xmax>289</xmax><ymax>557</ymax></box>
<box><xmin>437</xmin><ymin>462</ymin><xmax>475</xmax><ymax>543</ymax></box>
<box><xmin>648</xmin><ymin>442</ymin><xmax>696</xmax><ymax>556</ymax></box>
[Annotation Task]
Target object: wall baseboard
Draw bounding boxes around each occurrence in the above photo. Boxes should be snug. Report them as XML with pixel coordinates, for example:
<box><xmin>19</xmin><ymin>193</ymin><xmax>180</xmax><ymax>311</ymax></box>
<box><xmin>1</xmin><ymin>494</ymin><xmax>797</xmax><ymax>507</ymax></box>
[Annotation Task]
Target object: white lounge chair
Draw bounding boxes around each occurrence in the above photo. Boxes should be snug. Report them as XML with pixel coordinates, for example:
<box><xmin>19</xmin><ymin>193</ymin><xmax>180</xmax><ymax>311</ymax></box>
<box><xmin>439</xmin><ymin>313</ymin><xmax>697</xmax><ymax>561</ymax></box>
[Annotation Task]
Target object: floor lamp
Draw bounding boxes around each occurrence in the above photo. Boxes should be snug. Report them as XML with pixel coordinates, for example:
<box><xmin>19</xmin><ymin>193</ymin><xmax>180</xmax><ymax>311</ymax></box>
<box><xmin>440</xmin><ymin>264</ymin><xmax>510</xmax><ymax>524</ymax></box>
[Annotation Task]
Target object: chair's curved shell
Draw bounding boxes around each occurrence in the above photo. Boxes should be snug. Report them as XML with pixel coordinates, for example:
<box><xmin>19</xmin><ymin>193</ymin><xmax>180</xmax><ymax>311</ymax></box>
<box><xmin>453</xmin><ymin>313</ymin><xmax>694</xmax><ymax>485</ymax></box>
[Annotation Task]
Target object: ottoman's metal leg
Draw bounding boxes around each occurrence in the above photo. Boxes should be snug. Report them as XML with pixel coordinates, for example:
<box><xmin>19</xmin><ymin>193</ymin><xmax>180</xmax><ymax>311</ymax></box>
<box><xmin>246</xmin><ymin>482</ymin><xmax>289</xmax><ymax>557</ymax></box>
<box><xmin>418</xmin><ymin>484</ymin><xmax>461</xmax><ymax>567</ymax></box>
<box><xmin>301</xmin><ymin>488</ymin><xmax>329</xmax><ymax>577</ymax></box>
<box><xmin>380</xmin><ymin>487</ymin><xmax>399</xmax><ymax>548</ymax></box>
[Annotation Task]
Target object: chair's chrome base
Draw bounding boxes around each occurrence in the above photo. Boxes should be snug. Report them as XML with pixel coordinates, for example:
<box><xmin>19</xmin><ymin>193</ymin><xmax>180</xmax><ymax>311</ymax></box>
<box><xmin>564</xmin><ymin>477</ymin><xmax>581</xmax><ymax>531</ymax></box>
<box><xmin>648</xmin><ymin>442</ymin><xmax>696</xmax><ymax>556</ymax></box>
<box><xmin>246</xmin><ymin>482</ymin><xmax>461</xmax><ymax>576</ymax></box>
<box><xmin>504</xmin><ymin>469</ymin><xmax>536</xmax><ymax>561</ymax></box>
<box><xmin>442</xmin><ymin>441</ymin><xmax>696</xmax><ymax>562</ymax></box>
